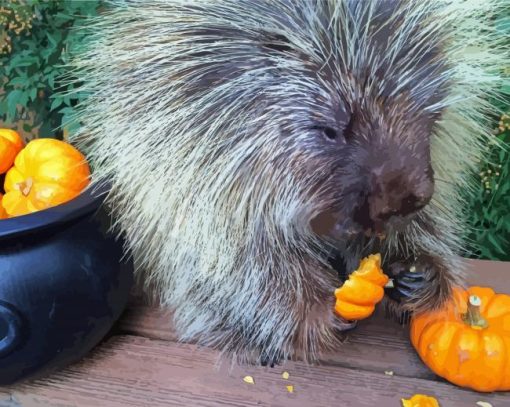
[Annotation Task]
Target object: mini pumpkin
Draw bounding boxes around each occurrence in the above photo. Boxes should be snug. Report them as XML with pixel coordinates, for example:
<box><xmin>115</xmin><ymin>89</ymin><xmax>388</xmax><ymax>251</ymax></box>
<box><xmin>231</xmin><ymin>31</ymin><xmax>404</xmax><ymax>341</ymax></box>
<box><xmin>410</xmin><ymin>286</ymin><xmax>510</xmax><ymax>392</ymax></box>
<box><xmin>0</xmin><ymin>128</ymin><xmax>24</xmax><ymax>174</ymax></box>
<box><xmin>3</xmin><ymin>138</ymin><xmax>90</xmax><ymax>217</ymax></box>
<box><xmin>0</xmin><ymin>194</ymin><xmax>7</xmax><ymax>219</ymax></box>
<box><xmin>334</xmin><ymin>253</ymin><xmax>389</xmax><ymax>320</ymax></box>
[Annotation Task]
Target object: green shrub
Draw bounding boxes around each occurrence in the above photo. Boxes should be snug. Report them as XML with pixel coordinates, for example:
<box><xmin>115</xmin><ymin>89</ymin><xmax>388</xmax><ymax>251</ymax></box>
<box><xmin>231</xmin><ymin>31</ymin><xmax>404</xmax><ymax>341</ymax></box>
<box><xmin>0</xmin><ymin>0</ymin><xmax>100</xmax><ymax>139</ymax></box>
<box><xmin>460</xmin><ymin>7</ymin><xmax>510</xmax><ymax>261</ymax></box>
<box><xmin>462</xmin><ymin>112</ymin><xmax>510</xmax><ymax>261</ymax></box>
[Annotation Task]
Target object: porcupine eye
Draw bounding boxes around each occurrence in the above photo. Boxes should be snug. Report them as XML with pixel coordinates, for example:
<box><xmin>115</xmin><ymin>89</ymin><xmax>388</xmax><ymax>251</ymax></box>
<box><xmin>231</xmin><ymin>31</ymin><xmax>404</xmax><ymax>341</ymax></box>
<box><xmin>317</xmin><ymin>112</ymin><xmax>355</xmax><ymax>143</ymax></box>
<box><xmin>322</xmin><ymin>127</ymin><xmax>338</xmax><ymax>140</ymax></box>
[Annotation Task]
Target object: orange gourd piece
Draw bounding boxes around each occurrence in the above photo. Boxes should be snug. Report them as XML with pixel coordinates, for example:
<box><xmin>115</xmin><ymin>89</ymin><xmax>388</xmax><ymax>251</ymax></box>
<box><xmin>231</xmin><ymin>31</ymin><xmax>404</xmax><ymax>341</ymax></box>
<box><xmin>0</xmin><ymin>194</ymin><xmax>7</xmax><ymax>219</ymax></box>
<box><xmin>0</xmin><ymin>128</ymin><xmax>24</xmax><ymax>174</ymax></box>
<box><xmin>410</xmin><ymin>286</ymin><xmax>510</xmax><ymax>392</ymax></box>
<box><xmin>3</xmin><ymin>138</ymin><xmax>90</xmax><ymax>217</ymax></box>
<box><xmin>401</xmin><ymin>394</ymin><xmax>440</xmax><ymax>407</ymax></box>
<box><xmin>334</xmin><ymin>253</ymin><xmax>389</xmax><ymax>320</ymax></box>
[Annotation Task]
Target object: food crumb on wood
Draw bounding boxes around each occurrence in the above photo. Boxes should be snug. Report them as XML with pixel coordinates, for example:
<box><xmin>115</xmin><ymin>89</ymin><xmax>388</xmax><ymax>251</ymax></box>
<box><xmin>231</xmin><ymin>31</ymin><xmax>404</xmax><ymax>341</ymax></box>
<box><xmin>243</xmin><ymin>375</ymin><xmax>254</xmax><ymax>384</ymax></box>
<box><xmin>384</xmin><ymin>370</ymin><xmax>394</xmax><ymax>376</ymax></box>
<box><xmin>401</xmin><ymin>394</ymin><xmax>440</xmax><ymax>407</ymax></box>
<box><xmin>282</xmin><ymin>371</ymin><xmax>290</xmax><ymax>379</ymax></box>
<box><xmin>286</xmin><ymin>385</ymin><xmax>294</xmax><ymax>393</ymax></box>
<box><xmin>476</xmin><ymin>402</ymin><xmax>493</xmax><ymax>407</ymax></box>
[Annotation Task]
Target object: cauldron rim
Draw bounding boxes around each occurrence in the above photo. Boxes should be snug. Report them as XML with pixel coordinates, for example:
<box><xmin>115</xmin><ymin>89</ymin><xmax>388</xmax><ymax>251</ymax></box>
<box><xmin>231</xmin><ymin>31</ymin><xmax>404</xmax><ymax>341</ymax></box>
<box><xmin>0</xmin><ymin>183</ymin><xmax>108</xmax><ymax>241</ymax></box>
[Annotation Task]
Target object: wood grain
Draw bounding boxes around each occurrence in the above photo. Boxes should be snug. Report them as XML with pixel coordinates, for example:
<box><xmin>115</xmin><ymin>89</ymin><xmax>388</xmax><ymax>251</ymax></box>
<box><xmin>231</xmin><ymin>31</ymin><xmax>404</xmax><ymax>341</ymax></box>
<box><xmin>116</xmin><ymin>258</ymin><xmax>510</xmax><ymax>380</ymax></box>
<box><xmin>117</xmin><ymin>305</ymin><xmax>435</xmax><ymax>379</ymax></box>
<box><xmin>2</xmin><ymin>335</ymin><xmax>509</xmax><ymax>407</ymax></box>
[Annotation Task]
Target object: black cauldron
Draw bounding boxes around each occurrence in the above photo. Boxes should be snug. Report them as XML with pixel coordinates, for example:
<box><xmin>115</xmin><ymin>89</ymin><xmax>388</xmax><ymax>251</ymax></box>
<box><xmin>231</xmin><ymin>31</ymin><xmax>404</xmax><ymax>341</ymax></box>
<box><xmin>0</xmin><ymin>184</ymin><xmax>134</xmax><ymax>384</ymax></box>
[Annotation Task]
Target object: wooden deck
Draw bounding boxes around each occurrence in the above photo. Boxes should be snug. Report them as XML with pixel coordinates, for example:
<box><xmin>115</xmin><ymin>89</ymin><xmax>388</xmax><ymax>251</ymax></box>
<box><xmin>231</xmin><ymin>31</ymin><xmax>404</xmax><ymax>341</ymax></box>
<box><xmin>2</xmin><ymin>259</ymin><xmax>510</xmax><ymax>407</ymax></box>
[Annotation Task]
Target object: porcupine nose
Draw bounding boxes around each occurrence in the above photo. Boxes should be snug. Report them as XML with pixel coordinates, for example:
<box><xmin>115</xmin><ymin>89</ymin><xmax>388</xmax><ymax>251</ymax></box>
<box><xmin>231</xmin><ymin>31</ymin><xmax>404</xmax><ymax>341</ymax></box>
<box><xmin>353</xmin><ymin>166</ymin><xmax>434</xmax><ymax>234</ymax></box>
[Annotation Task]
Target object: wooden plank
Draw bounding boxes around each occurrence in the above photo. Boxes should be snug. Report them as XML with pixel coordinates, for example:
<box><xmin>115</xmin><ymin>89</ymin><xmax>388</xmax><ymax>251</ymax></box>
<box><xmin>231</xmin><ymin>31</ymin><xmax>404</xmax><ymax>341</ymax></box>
<box><xmin>2</xmin><ymin>335</ymin><xmax>508</xmax><ymax>407</ymax></box>
<box><xmin>462</xmin><ymin>258</ymin><xmax>510</xmax><ymax>290</ymax></box>
<box><xmin>116</xmin><ymin>258</ymin><xmax>510</xmax><ymax>380</ymax></box>
<box><xmin>117</xmin><ymin>305</ymin><xmax>435</xmax><ymax>379</ymax></box>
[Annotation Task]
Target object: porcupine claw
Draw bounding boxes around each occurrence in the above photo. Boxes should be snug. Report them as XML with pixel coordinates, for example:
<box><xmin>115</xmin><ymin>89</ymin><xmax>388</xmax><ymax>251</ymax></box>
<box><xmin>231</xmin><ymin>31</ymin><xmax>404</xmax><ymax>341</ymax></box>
<box><xmin>260</xmin><ymin>350</ymin><xmax>286</xmax><ymax>368</ymax></box>
<box><xmin>385</xmin><ymin>261</ymin><xmax>428</xmax><ymax>303</ymax></box>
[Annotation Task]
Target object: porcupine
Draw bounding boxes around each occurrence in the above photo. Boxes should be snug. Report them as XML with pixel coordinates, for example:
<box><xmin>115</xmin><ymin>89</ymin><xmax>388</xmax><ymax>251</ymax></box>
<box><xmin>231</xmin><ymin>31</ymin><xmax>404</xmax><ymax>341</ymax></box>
<box><xmin>67</xmin><ymin>0</ymin><xmax>508</xmax><ymax>367</ymax></box>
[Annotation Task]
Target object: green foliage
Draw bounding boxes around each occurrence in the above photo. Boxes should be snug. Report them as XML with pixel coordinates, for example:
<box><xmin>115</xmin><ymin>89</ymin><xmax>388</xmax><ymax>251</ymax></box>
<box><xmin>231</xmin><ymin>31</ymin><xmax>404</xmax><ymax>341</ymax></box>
<box><xmin>0</xmin><ymin>0</ymin><xmax>100</xmax><ymax>139</ymax></box>
<box><xmin>462</xmin><ymin>113</ymin><xmax>510</xmax><ymax>261</ymax></box>
<box><xmin>460</xmin><ymin>5</ymin><xmax>510</xmax><ymax>261</ymax></box>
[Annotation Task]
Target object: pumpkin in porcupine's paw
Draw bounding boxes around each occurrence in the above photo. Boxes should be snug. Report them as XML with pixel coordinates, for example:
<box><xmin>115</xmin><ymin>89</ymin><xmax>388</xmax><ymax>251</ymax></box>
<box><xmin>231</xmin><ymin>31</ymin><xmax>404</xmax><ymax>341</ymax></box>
<box><xmin>334</xmin><ymin>253</ymin><xmax>389</xmax><ymax>321</ymax></box>
<box><xmin>410</xmin><ymin>286</ymin><xmax>510</xmax><ymax>392</ymax></box>
<box><xmin>3</xmin><ymin>139</ymin><xmax>90</xmax><ymax>217</ymax></box>
<box><xmin>0</xmin><ymin>128</ymin><xmax>24</xmax><ymax>175</ymax></box>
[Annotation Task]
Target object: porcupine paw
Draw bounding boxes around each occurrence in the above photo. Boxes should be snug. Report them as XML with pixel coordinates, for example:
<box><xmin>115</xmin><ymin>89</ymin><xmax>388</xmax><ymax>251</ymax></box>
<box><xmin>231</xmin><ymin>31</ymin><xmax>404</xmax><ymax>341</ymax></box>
<box><xmin>386</xmin><ymin>260</ymin><xmax>428</xmax><ymax>303</ymax></box>
<box><xmin>384</xmin><ymin>255</ymin><xmax>435</xmax><ymax>324</ymax></box>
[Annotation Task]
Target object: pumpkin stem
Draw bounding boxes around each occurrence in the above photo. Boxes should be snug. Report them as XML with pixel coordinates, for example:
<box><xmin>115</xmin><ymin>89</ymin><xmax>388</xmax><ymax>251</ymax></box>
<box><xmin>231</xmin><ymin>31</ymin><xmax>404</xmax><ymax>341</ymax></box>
<box><xmin>17</xmin><ymin>177</ymin><xmax>33</xmax><ymax>197</ymax></box>
<box><xmin>462</xmin><ymin>295</ymin><xmax>488</xmax><ymax>329</ymax></box>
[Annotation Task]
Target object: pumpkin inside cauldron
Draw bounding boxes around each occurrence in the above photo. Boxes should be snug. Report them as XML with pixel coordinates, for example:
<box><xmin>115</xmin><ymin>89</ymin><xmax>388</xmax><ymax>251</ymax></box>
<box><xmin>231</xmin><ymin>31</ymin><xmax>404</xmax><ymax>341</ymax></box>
<box><xmin>3</xmin><ymin>138</ymin><xmax>90</xmax><ymax>217</ymax></box>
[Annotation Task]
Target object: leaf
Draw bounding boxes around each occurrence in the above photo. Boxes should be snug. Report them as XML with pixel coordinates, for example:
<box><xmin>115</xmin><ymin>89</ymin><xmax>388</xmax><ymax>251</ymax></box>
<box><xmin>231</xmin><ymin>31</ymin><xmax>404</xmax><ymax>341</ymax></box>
<box><xmin>6</xmin><ymin>90</ymin><xmax>23</xmax><ymax>120</ymax></box>
<box><xmin>38</xmin><ymin>120</ymin><xmax>57</xmax><ymax>139</ymax></box>
<box><xmin>47</xmin><ymin>72</ymin><xmax>56</xmax><ymax>89</ymax></box>
<box><xmin>18</xmin><ymin>91</ymin><xmax>29</xmax><ymax>107</ymax></box>
<box><xmin>9</xmin><ymin>77</ymin><xmax>28</xmax><ymax>87</ymax></box>
<box><xmin>487</xmin><ymin>233</ymin><xmax>508</xmax><ymax>255</ymax></box>
<box><xmin>50</xmin><ymin>97</ymin><xmax>64</xmax><ymax>111</ymax></box>
<box><xmin>46</xmin><ymin>31</ymin><xmax>58</xmax><ymax>48</ymax></box>
<box><xmin>29</xmin><ymin>88</ymin><xmax>37</xmax><ymax>102</ymax></box>
<box><xmin>23</xmin><ymin>123</ymin><xmax>32</xmax><ymax>132</ymax></box>
<box><xmin>60</xmin><ymin>106</ymin><xmax>81</xmax><ymax>134</ymax></box>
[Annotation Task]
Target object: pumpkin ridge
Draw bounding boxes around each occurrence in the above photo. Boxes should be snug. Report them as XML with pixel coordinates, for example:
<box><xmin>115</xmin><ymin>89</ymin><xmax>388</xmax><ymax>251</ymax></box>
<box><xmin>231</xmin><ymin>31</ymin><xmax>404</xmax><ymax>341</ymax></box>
<box><xmin>420</xmin><ymin>320</ymin><xmax>457</xmax><ymax>377</ymax></box>
<box><xmin>495</xmin><ymin>332</ymin><xmax>505</xmax><ymax>389</ymax></box>
<box><xmin>483</xmin><ymin>292</ymin><xmax>500</xmax><ymax>318</ymax></box>
<box><xmin>417</xmin><ymin>319</ymin><xmax>441</xmax><ymax>357</ymax></box>
<box><xmin>416</xmin><ymin>320</ymin><xmax>439</xmax><ymax>366</ymax></box>
<box><xmin>503</xmin><ymin>336</ymin><xmax>510</xmax><ymax>389</ymax></box>
<box><xmin>448</xmin><ymin>327</ymin><xmax>469</xmax><ymax>385</ymax></box>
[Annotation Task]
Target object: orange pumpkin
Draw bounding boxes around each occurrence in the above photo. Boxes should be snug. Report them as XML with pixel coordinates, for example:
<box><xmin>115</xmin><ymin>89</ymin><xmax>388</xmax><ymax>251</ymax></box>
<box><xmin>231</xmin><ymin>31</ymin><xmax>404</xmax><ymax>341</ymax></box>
<box><xmin>401</xmin><ymin>394</ymin><xmax>440</xmax><ymax>407</ymax></box>
<box><xmin>410</xmin><ymin>286</ymin><xmax>510</xmax><ymax>392</ymax></box>
<box><xmin>0</xmin><ymin>128</ymin><xmax>24</xmax><ymax>174</ymax></box>
<box><xmin>3</xmin><ymin>138</ymin><xmax>90</xmax><ymax>217</ymax></box>
<box><xmin>0</xmin><ymin>194</ymin><xmax>7</xmax><ymax>219</ymax></box>
<box><xmin>334</xmin><ymin>253</ymin><xmax>389</xmax><ymax>320</ymax></box>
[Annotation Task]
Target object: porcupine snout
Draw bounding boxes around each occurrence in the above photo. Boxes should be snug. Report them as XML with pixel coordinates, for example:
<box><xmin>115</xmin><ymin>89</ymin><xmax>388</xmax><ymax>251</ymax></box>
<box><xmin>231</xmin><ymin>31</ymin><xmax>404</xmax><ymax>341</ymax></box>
<box><xmin>352</xmin><ymin>158</ymin><xmax>435</xmax><ymax>236</ymax></box>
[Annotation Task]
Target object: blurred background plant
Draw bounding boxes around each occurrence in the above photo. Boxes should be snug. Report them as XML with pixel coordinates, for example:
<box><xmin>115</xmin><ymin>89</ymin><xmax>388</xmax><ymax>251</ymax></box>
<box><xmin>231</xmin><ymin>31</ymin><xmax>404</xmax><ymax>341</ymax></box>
<box><xmin>0</xmin><ymin>0</ymin><xmax>100</xmax><ymax>141</ymax></box>
<box><xmin>0</xmin><ymin>0</ymin><xmax>509</xmax><ymax>260</ymax></box>
<box><xmin>460</xmin><ymin>7</ymin><xmax>510</xmax><ymax>261</ymax></box>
